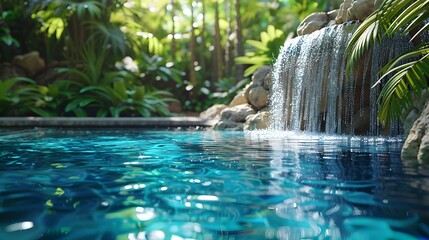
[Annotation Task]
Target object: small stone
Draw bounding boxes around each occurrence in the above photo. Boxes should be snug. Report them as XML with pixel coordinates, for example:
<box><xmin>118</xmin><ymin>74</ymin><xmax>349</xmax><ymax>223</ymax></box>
<box><xmin>297</xmin><ymin>12</ymin><xmax>329</xmax><ymax>36</ymax></box>
<box><xmin>248</xmin><ymin>86</ymin><xmax>268</xmax><ymax>110</ymax></box>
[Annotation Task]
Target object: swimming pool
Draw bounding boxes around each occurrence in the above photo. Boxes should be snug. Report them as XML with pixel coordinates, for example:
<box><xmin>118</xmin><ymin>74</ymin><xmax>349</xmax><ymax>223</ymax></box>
<box><xmin>0</xmin><ymin>129</ymin><xmax>428</xmax><ymax>239</ymax></box>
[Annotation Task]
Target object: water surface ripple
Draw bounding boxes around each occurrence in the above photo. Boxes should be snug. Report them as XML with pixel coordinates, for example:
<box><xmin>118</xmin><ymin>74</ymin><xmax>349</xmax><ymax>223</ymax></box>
<box><xmin>0</xmin><ymin>129</ymin><xmax>428</xmax><ymax>240</ymax></box>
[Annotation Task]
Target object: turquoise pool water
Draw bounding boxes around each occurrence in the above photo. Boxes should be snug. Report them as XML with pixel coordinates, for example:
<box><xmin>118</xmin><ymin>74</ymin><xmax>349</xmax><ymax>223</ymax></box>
<box><xmin>0</xmin><ymin>129</ymin><xmax>428</xmax><ymax>239</ymax></box>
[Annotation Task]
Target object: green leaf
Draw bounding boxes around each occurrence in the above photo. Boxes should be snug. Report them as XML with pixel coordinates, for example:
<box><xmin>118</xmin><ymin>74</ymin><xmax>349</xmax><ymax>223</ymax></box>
<box><xmin>28</xmin><ymin>106</ymin><xmax>55</xmax><ymax>117</ymax></box>
<box><xmin>0</xmin><ymin>77</ymin><xmax>35</xmax><ymax>99</ymax></box>
<box><xmin>346</xmin><ymin>0</ymin><xmax>429</xmax><ymax>123</ymax></box>
<box><xmin>113</xmin><ymin>81</ymin><xmax>128</xmax><ymax>99</ymax></box>
<box><xmin>235</xmin><ymin>56</ymin><xmax>270</xmax><ymax>65</ymax></box>
<box><xmin>56</xmin><ymin>68</ymin><xmax>91</xmax><ymax>85</ymax></box>
<box><xmin>72</xmin><ymin>108</ymin><xmax>87</xmax><ymax>117</ymax></box>
<box><xmin>246</xmin><ymin>40</ymin><xmax>269</xmax><ymax>51</ymax></box>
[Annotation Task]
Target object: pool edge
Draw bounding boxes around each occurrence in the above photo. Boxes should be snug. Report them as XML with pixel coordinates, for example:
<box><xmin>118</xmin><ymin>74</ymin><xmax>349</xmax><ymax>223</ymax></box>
<box><xmin>0</xmin><ymin>117</ymin><xmax>217</xmax><ymax>128</ymax></box>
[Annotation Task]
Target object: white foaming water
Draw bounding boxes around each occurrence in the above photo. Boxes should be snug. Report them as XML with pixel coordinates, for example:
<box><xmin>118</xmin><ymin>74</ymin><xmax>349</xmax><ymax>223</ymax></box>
<box><xmin>269</xmin><ymin>23</ymin><xmax>412</xmax><ymax>135</ymax></box>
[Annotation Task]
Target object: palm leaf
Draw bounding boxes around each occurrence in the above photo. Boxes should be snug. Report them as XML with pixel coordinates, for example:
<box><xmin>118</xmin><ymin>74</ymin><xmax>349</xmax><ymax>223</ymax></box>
<box><xmin>387</xmin><ymin>0</ymin><xmax>429</xmax><ymax>35</ymax></box>
<box><xmin>410</xmin><ymin>22</ymin><xmax>429</xmax><ymax>42</ymax></box>
<box><xmin>377</xmin><ymin>54</ymin><xmax>429</xmax><ymax>122</ymax></box>
<box><xmin>374</xmin><ymin>43</ymin><xmax>429</xmax><ymax>86</ymax></box>
<box><xmin>346</xmin><ymin>0</ymin><xmax>429</xmax><ymax>124</ymax></box>
<box><xmin>345</xmin><ymin>14</ymin><xmax>381</xmax><ymax>76</ymax></box>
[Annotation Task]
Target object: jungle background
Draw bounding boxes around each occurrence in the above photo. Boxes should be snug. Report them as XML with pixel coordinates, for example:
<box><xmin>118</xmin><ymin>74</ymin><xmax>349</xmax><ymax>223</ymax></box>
<box><xmin>0</xmin><ymin>0</ymin><xmax>341</xmax><ymax>117</ymax></box>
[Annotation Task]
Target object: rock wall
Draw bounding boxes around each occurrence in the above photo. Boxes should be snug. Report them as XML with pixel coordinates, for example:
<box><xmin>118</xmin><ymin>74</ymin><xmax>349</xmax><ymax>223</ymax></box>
<box><xmin>402</xmin><ymin>93</ymin><xmax>429</xmax><ymax>163</ymax></box>
<box><xmin>200</xmin><ymin>66</ymin><xmax>271</xmax><ymax>131</ymax></box>
<box><xmin>297</xmin><ymin>0</ymin><xmax>379</xmax><ymax>36</ymax></box>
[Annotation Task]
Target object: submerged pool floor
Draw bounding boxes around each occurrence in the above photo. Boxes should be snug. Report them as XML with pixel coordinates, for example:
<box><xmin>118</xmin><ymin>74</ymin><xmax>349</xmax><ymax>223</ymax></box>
<box><xmin>0</xmin><ymin>129</ymin><xmax>428</xmax><ymax>239</ymax></box>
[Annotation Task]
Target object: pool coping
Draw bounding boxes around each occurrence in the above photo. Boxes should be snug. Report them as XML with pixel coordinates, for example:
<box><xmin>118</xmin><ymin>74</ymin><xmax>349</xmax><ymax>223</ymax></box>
<box><xmin>0</xmin><ymin>117</ymin><xmax>217</xmax><ymax>128</ymax></box>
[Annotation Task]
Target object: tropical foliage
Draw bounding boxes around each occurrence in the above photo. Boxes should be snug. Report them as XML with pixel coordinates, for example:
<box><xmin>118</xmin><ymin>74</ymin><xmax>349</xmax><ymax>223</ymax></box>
<box><xmin>235</xmin><ymin>25</ymin><xmax>288</xmax><ymax>77</ymax></box>
<box><xmin>0</xmin><ymin>0</ymin><xmax>332</xmax><ymax>116</ymax></box>
<box><xmin>0</xmin><ymin>77</ymin><xmax>37</xmax><ymax>116</ymax></box>
<box><xmin>346</xmin><ymin>0</ymin><xmax>429</xmax><ymax>124</ymax></box>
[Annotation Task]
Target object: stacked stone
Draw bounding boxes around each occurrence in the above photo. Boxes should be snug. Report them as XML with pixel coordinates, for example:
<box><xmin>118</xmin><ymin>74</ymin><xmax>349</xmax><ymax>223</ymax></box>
<box><xmin>200</xmin><ymin>66</ymin><xmax>271</xmax><ymax>131</ymax></box>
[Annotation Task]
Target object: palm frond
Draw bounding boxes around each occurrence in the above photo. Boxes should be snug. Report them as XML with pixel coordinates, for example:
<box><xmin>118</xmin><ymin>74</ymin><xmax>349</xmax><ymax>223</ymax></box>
<box><xmin>346</xmin><ymin>0</ymin><xmax>429</xmax><ymax>124</ymax></box>
<box><xmin>345</xmin><ymin>14</ymin><xmax>381</xmax><ymax>76</ymax></box>
<box><xmin>387</xmin><ymin>0</ymin><xmax>429</xmax><ymax>35</ymax></box>
<box><xmin>374</xmin><ymin>42</ymin><xmax>429</xmax><ymax>86</ymax></box>
<box><xmin>377</xmin><ymin>53</ymin><xmax>429</xmax><ymax>122</ymax></box>
<box><xmin>410</xmin><ymin>22</ymin><xmax>429</xmax><ymax>42</ymax></box>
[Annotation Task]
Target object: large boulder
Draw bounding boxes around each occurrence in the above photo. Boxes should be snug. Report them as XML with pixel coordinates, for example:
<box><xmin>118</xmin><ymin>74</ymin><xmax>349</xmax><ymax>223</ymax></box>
<box><xmin>247</xmin><ymin>86</ymin><xmax>268</xmax><ymax>110</ymax></box>
<box><xmin>213</xmin><ymin>120</ymin><xmax>244</xmax><ymax>131</ymax></box>
<box><xmin>402</xmin><ymin>89</ymin><xmax>429</xmax><ymax>136</ymax></box>
<box><xmin>13</xmin><ymin>51</ymin><xmax>46</xmax><ymax>77</ymax></box>
<box><xmin>219</xmin><ymin>104</ymin><xmax>256</xmax><ymax>123</ymax></box>
<box><xmin>245</xmin><ymin>66</ymin><xmax>271</xmax><ymax>110</ymax></box>
<box><xmin>200</xmin><ymin>104</ymin><xmax>227</xmax><ymax>120</ymax></box>
<box><xmin>348</xmin><ymin>0</ymin><xmax>375</xmax><ymax>22</ymax></box>
<box><xmin>335</xmin><ymin>0</ymin><xmax>354</xmax><ymax>23</ymax></box>
<box><xmin>297</xmin><ymin>12</ymin><xmax>329</xmax><ymax>36</ymax></box>
<box><xmin>402</xmin><ymin>100</ymin><xmax>429</xmax><ymax>163</ymax></box>
<box><xmin>403</xmin><ymin>109</ymin><xmax>420</xmax><ymax>137</ymax></box>
<box><xmin>263</xmin><ymin>71</ymin><xmax>272</xmax><ymax>90</ymax></box>
<box><xmin>296</xmin><ymin>0</ymin><xmax>379</xmax><ymax>35</ymax></box>
<box><xmin>244</xmin><ymin>111</ymin><xmax>269</xmax><ymax>131</ymax></box>
<box><xmin>251</xmin><ymin>66</ymin><xmax>271</xmax><ymax>87</ymax></box>
<box><xmin>229</xmin><ymin>88</ymin><xmax>249</xmax><ymax>107</ymax></box>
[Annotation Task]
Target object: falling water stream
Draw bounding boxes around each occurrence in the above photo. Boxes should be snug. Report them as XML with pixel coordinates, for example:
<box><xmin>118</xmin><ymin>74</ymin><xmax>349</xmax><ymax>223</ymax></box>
<box><xmin>269</xmin><ymin>23</ymin><xmax>412</xmax><ymax>135</ymax></box>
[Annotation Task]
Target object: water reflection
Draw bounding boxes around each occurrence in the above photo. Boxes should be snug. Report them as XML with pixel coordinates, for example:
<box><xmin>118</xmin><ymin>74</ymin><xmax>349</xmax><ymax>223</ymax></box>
<box><xmin>247</xmin><ymin>130</ymin><xmax>428</xmax><ymax>239</ymax></box>
<box><xmin>0</xmin><ymin>129</ymin><xmax>428</xmax><ymax>239</ymax></box>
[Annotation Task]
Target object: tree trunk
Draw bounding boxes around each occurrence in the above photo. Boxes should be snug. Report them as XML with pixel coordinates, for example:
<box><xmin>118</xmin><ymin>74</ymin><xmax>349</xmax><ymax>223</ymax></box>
<box><xmin>224</xmin><ymin>0</ymin><xmax>234</xmax><ymax>78</ymax></box>
<box><xmin>189</xmin><ymin>0</ymin><xmax>197</xmax><ymax>87</ymax></box>
<box><xmin>170</xmin><ymin>0</ymin><xmax>176</xmax><ymax>60</ymax></box>
<box><xmin>213</xmin><ymin>0</ymin><xmax>223</xmax><ymax>83</ymax></box>
<box><xmin>199</xmin><ymin>0</ymin><xmax>207</xmax><ymax>84</ymax></box>
<box><xmin>234</xmin><ymin>0</ymin><xmax>244</xmax><ymax>81</ymax></box>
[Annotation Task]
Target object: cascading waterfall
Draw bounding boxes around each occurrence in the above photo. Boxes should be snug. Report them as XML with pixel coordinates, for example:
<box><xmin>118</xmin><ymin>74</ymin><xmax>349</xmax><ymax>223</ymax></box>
<box><xmin>269</xmin><ymin>23</ymin><xmax>412</xmax><ymax>135</ymax></box>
